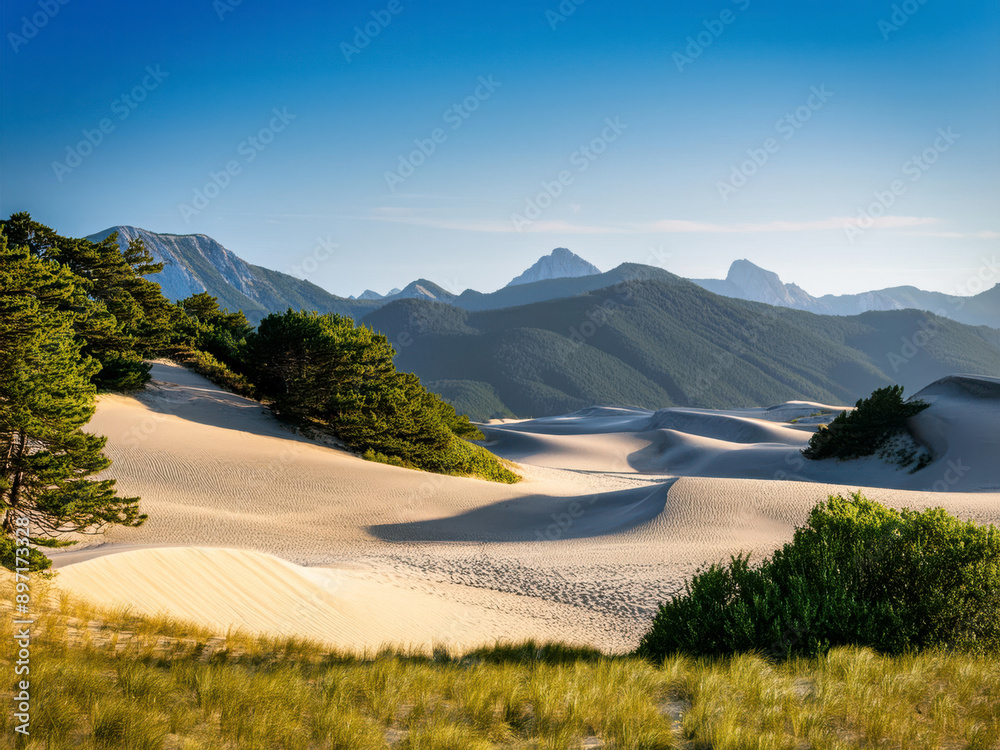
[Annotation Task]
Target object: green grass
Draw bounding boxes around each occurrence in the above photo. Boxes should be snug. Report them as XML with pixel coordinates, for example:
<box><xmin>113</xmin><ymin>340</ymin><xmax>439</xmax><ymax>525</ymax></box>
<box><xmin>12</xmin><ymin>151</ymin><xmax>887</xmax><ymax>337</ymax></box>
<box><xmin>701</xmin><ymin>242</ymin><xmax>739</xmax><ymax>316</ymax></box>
<box><xmin>2</xmin><ymin>580</ymin><xmax>998</xmax><ymax>749</ymax></box>
<box><xmin>364</xmin><ymin>437</ymin><xmax>521</xmax><ymax>484</ymax></box>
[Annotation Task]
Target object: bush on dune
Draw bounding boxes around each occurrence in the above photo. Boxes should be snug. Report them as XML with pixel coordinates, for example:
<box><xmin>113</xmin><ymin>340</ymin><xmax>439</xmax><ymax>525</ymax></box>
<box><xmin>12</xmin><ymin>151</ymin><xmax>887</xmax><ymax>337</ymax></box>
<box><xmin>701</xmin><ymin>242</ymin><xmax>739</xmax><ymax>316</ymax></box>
<box><xmin>637</xmin><ymin>493</ymin><xmax>1000</xmax><ymax>661</ymax></box>
<box><xmin>803</xmin><ymin>384</ymin><xmax>930</xmax><ymax>466</ymax></box>
<box><xmin>171</xmin><ymin>347</ymin><xmax>257</xmax><ymax>399</ymax></box>
<box><xmin>365</xmin><ymin>437</ymin><xmax>520</xmax><ymax>483</ymax></box>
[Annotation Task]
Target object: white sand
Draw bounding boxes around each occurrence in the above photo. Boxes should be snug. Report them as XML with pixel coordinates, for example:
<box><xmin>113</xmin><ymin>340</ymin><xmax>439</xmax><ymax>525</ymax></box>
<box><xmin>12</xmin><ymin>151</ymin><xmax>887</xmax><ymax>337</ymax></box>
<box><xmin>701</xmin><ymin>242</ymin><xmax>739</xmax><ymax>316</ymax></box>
<box><xmin>51</xmin><ymin>363</ymin><xmax>1000</xmax><ymax>653</ymax></box>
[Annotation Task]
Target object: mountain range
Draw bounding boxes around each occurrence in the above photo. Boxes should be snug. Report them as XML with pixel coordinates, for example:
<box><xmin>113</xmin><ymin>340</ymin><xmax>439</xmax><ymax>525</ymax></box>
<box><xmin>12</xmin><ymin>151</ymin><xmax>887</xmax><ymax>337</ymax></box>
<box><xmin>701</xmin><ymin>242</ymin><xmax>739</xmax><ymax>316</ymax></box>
<box><xmin>86</xmin><ymin>229</ymin><xmax>675</xmax><ymax>321</ymax></box>
<box><xmin>691</xmin><ymin>258</ymin><xmax>1000</xmax><ymax>329</ymax></box>
<box><xmin>90</xmin><ymin>226</ymin><xmax>999</xmax><ymax>330</ymax></box>
<box><xmin>86</xmin><ymin>225</ymin><xmax>1000</xmax><ymax>419</ymax></box>
<box><xmin>86</xmin><ymin>226</ymin><xmax>365</xmax><ymax>322</ymax></box>
<box><xmin>360</xmin><ymin>272</ymin><xmax>1000</xmax><ymax>419</ymax></box>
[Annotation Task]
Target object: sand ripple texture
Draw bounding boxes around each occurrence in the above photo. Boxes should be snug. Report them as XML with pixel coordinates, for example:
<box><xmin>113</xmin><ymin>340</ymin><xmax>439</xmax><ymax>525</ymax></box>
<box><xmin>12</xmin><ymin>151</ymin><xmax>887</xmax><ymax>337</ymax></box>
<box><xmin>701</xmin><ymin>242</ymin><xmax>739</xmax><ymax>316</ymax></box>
<box><xmin>52</xmin><ymin>363</ymin><xmax>1000</xmax><ymax>653</ymax></box>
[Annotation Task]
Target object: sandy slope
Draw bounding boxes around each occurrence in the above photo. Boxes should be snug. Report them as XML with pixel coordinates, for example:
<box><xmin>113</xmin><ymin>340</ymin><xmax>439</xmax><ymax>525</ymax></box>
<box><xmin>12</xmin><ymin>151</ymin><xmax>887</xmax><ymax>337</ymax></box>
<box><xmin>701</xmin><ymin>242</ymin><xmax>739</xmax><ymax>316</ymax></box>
<box><xmin>52</xmin><ymin>363</ymin><xmax>1000</xmax><ymax>653</ymax></box>
<box><xmin>55</xmin><ymin>547</ymin><xmax>617</xmax><ymax>653</ymax></box>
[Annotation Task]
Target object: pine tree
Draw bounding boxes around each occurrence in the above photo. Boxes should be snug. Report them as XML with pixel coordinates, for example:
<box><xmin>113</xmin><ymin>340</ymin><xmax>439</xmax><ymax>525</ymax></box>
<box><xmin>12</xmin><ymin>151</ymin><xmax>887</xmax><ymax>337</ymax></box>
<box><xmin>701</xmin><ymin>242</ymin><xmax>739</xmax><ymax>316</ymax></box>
<box><xmin>178</xmin><ymin>292</ymin><xmax>253</xmax><ymax>368</ymax></box>
<box><xmin>1</xmin><ymin>213</ymin><xmax>183</xmax><ymax>390</ymax></box>
<box><xmin>243</xmin><ymin>310</ymin><xmax>484</xmax><ymax>468</ymax></box>
<box><xmin>0</xmin><ymin>234</ymin><xmax>145</xmax><ymax>571</ymax></box>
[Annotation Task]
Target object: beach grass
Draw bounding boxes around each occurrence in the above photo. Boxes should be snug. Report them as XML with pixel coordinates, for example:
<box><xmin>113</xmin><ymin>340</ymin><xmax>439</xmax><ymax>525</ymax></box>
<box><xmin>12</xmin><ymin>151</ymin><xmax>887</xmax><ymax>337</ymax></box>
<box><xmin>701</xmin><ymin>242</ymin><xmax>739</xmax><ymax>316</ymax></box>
<box><xmin>2</xmin><ymin>582</ymin><xmax>998</xmax><ymax>749</ymax></box>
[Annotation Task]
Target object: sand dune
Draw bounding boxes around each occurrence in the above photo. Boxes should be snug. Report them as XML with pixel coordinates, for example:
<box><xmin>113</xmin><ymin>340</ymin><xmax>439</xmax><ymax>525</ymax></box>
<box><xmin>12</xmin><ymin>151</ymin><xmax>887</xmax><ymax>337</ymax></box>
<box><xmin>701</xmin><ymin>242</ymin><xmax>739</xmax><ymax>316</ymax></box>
<box><xmin>371</xmin><ymin>483</ymin><xmax>676</xmax><ymax>543</ymax></box>
<box><xmin>55</xmin><ymin>547</ymin><xmax>620</xmax><ymax>652</ymax></box>
<box><xmin>908</xmin><ymin>375</ymin><xmax>1000</xmax><ymax>491</ymax></box>
<box><xmin>484</xmin><ymin>379</ymin><xmax>997</xmax><ymax>492</ymax></box>
<box><xmin>644</xmin><ymin>408</ymin><xmax>808</xmax><ymax>443</ymax></box>
<box><xmin>52</xmin><ymin>362</ymin><xmax>1000</xmax><ymax>653</ymax></box>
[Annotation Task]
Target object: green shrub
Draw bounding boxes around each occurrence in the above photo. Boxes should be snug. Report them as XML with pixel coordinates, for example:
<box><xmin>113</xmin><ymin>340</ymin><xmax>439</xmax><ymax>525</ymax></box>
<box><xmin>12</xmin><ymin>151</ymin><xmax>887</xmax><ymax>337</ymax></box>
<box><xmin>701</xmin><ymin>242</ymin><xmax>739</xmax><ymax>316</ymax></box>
<box><xmin>430</xmin><ymin>437</ymin><xmax>521</xmax><ymax>483</ymax></box>
<box><xmin>364</xmin><ymin>438</ymin><xmax>520</xmax><ymax>483</ymax></box>
<box><xmin>637</xmin><ymin>493</ymin><xmax>1000</xmax><ymax>661</ymax></box>
<box><xmin>362</xmin><ymin>449</ymin><xmax>416</xmax><ymax>470</ymax></box>
<box><xmin>803</xmin><ymin>385</ymin><xmax>928</xmax><ymax>464</ymax></box>
<box><xmin>178</xmin><ymin>292</ymin><xmax>253</xmax><ymax>371</ymax></box>
<box><xmin>173</xmin><ymin>348</ymin><xmax>257</xmax><ymax>399</ymax></box>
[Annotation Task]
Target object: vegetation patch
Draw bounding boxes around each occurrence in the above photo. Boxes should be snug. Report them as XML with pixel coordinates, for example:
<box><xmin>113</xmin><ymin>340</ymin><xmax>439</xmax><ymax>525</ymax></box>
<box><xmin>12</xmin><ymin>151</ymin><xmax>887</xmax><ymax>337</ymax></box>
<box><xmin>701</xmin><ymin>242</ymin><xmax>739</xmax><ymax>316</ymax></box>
<box><xmin>637</xmin><ymin>493</ymin><xmax>1000</xmax><ymax>661</ymax></box>
<box><xmin>803</xmin><ymin>385</ymin><xmax>931</xmax><ymax>469</ymax></box>
<box><xmin>241</xmin><ymin>310</ymin><xmax>519</xmax><ymax>483</ymax></box>
<box><xmin>171</xmin><ymin>348</ymin><xmax>257</xmax><ymax>399</ymax></box>
<box><xmin>2</xmin><ymin>582</ymin><xmax>998</xmax><ymax>749</ymax></box>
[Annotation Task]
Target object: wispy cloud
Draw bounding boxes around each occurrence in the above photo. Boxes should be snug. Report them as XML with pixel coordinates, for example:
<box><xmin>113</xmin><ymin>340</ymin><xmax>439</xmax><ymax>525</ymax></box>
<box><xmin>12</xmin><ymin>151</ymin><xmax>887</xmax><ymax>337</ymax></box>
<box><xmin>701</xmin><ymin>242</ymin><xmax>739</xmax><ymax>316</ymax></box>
<box><xmin>902</xmin><ymin>229</ymin><xmax>1000</xmax><ymax>239</ymax></box>
<box><xmin>364</xmin><ymin>212</ymin><xmax>621</xmax><ymax>234</ymax></box>
<box><xmin>644</xmin><ymin>216</ymin><xmax>939</xmax><ymax>233</ymax></box>
<box><xmin>365</xmin><ymin>210</ymin><xmax>947</xmax><ymax>236</ymax></box>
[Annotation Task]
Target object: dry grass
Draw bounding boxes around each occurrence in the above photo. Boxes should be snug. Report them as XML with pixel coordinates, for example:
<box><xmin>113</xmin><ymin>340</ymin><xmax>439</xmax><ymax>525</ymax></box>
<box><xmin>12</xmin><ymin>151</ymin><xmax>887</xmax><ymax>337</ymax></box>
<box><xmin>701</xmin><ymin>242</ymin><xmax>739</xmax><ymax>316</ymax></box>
<box><xmin>1</xmin><ymin>578</ymin><xmax>997</xmax><ymax>749</ymax></box>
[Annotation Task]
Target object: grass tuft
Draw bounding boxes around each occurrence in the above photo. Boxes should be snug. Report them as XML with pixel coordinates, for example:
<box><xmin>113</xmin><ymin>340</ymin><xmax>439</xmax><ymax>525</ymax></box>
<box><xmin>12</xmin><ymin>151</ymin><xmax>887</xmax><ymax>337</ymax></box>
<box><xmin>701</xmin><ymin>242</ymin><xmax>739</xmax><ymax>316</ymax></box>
<box><xmin>1</xmin><ymin>575</ymin><xmax>997</xmax><ymax>748</ymax></box>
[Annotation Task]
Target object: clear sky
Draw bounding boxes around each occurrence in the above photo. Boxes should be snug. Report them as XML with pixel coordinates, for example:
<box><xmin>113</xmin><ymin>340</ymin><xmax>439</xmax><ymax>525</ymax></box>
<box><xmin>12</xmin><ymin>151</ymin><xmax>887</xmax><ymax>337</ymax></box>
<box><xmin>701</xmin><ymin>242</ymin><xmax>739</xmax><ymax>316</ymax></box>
<box><xmin>2</xmin><ymin>0</ymin><xmax>998</xmax><ymax>298</ymax></box>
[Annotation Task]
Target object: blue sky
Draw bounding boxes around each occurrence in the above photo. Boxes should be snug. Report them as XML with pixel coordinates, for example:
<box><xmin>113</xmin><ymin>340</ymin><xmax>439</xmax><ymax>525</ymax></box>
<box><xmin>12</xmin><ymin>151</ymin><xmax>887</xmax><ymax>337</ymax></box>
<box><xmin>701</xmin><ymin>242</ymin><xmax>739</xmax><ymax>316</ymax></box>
<box><xmin>2</xmin><ymin>0</ymin><xmax>998</xmax><ymax>298</ymax></box>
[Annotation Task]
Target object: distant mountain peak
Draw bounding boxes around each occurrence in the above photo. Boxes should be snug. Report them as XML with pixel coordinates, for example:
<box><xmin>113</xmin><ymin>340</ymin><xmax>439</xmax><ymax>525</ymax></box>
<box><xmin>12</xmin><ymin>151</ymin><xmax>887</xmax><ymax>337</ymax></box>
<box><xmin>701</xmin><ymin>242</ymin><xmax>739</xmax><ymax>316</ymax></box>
<box><xmin>85</xmin><ymin>225</ymin><xmax>351</xmax><ymax>325</ymax></box>
<box><xmin>717</xmin><ymin>258</ymin><xmax>814</xmax><ymax>308</ymax></box>
<box><xmin>690</xmin><ymin>259</ymin><xmax>999</xmax><ymax>328</ymax></box>
<box><xmin>506</xmin><ymin>247</ymin><xmax>601</xmax><ymax>287</ymax></box>
<box><xmin>727</xmin><ymin>258</ymin><xmax>780</xmax><ymax>285</ymax></box>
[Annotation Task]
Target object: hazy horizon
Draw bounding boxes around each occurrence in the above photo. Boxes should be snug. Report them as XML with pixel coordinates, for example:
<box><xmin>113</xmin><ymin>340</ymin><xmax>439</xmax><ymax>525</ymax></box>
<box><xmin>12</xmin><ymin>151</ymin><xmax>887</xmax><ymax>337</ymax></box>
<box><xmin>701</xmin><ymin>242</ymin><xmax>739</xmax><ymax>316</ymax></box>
<box><xmin>2</xmin><ymin>0</ymin><xmax>998</xmax><ymax>298</ymax></box>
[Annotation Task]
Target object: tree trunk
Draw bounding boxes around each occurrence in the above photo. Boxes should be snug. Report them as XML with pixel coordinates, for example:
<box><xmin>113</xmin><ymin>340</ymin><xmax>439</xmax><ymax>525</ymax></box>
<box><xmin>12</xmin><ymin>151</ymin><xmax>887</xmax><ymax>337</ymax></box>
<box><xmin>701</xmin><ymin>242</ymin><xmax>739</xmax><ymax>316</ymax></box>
<box><xmin>3</xmin><ymin>429</ymin><xmax>27</xmax><ymax>534</ymax></box>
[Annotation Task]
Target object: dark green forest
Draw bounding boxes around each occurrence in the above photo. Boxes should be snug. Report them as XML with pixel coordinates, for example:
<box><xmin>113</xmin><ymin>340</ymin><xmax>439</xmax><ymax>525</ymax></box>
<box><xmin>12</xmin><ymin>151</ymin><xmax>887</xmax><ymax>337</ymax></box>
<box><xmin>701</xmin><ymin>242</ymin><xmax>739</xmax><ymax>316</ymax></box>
<box><xmin>361</xmin><ymin>276</ymin><xmax>1000</xmax><ymax>420</ymax></box>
